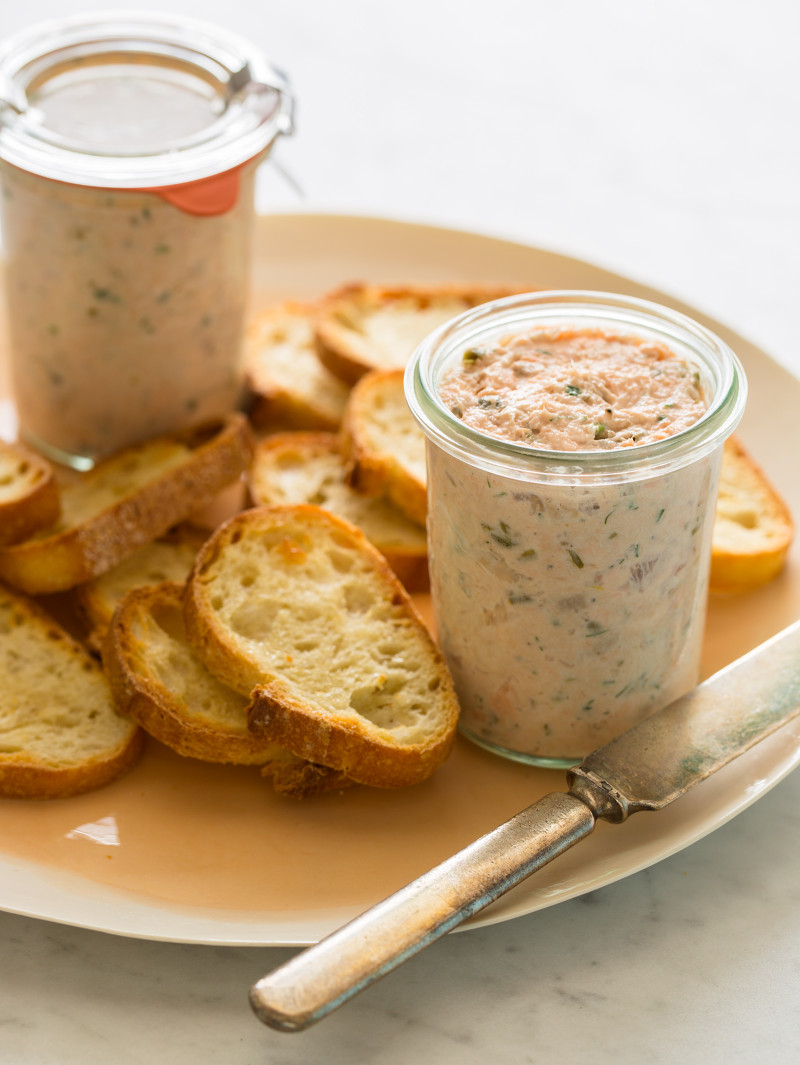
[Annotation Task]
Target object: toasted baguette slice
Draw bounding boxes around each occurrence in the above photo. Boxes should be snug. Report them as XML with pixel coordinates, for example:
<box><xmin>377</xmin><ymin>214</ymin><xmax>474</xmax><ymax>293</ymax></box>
<box><xmin>314</xmin><ymin>282</ymin><xmax>529</xmax><ymax>384</ymax></box>
<box><xmin>183</xmin><ymin>505</ymin><xmax>460</xmax><ymax>788</ymax></box>
<box><xmin>341</xmin><ymin>369</ymin><xmax>428</xmax><ymax>527</ymax></box>
<box><xmin>0</xmin><ymin>415</ymin><xmax>253</xmax><ymax>595</ymax></box>
<box><xmin>0</xmin><ymin>440</ymin><xmax>61</xmax><ymax>546</ymax></box>
<box><xmin>710</xmin><ymin>436</ymin><xmax>794</xmax><ymax>593</ymax></box>
<box><xmin>248</xmin><ymin>431</ymin><xmax>428</xmax><ymax>591</ymax></box>
<box><xmin>77</xmin><ymin>524</ymin><xmax>209</xmax><ymax>652</ymax></box>
<box><xmin>103</xmin><ymin>581</ymin><xmax>350</xmax><ymax>798</ymax></box>
<box><xmin>244</xmin><ymin>301</ymin><xmax>351</xmax><ymax>431</ymax></box>
<box><xmin>0</xmin><ymin>581</ymin><xmax>143</xmax><ymax>798</ymax></box>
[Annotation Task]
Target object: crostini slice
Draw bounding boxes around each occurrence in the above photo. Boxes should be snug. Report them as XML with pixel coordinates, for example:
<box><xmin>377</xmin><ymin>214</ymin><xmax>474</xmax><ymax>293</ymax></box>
<box><xmin>0</xmin><ymin>581</ymin><xmax>143</xmax><ymax>799</ymax></box>
<box><xmin>0</xmin><ymin>414</ymin><xmax>253</xmax><ymax>595</ymax></box>
<box><xmin>183</xmin><ymin>504</ymin><xmax>459</xmax><ymax>788</ymax></box>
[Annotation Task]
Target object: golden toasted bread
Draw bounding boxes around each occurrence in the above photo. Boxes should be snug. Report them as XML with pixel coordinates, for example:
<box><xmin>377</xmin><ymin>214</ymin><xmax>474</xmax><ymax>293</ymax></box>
<box><xmin>77</xmin><ymin>523</ymin><xmax>209</xmax><ymax>652</ymax></box>
<box><xmin>247</xmin><ymin>431</ymin><xmax>428</xmax><ymax>591</ymax></box>
<box><xmin>0</xmin><ymin>581</ymin><xmax>143</xmax><ymax>799</ymax></box>
<box><xmin>710</xmin><ymin>436</ymin><xmax>794</xmax><ymax>593</ymax></box>
<box><xmin>103</xmin><ymin>581</ymin><xmax>350</xmax><ymax>798</ymax></box>
<box><xmin>0</xmin><ymin>415</ymin><xmax>253</xmax><ymax>595</ymax></box>
<box><xmin>244</xmin><ymin>301</ymin><xmax>351</xmax><ymax>431</ymax></box>
<box><xmin>340</xmin><ymin>368</ymin><xmax>428</xmax><ymax>527</ymax></box>
<box><xmin>0</xmin><ymin>439</ymin><xmax>61</xmax><ymax>546</ymax></box>
<box><xmin>314</xmin><ymin>282</ymin><xmax>530</xmax><ymax>384</ymax></box>
<box><xmin>182</xmin><ymin>505</ymin><xmax>459</xmax><ymax>788</ymax></box>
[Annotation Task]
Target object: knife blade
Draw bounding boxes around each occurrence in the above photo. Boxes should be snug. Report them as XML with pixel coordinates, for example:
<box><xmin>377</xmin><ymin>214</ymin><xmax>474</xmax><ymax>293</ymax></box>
<box><xmin>250</xmin><ymin>618</ymin><xmax>800</xmax><ymax>1032</ymax></box>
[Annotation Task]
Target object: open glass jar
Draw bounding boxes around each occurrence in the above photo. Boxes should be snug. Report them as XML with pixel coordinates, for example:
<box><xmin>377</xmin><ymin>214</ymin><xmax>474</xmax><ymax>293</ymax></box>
<box><xmin>406</xmin><ymin>291</ymin><xmax>746</xmax><ymax>768</ymax></box>
<box><xmin>0</xmin><ymin>12</ymin><xmax>293</xmax><ymax>467</ymax></box>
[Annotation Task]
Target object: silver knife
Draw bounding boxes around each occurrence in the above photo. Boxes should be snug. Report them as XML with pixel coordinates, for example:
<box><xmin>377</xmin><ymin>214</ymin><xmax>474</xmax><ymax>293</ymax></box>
<box><xmin>250</xmin><ymin>618</ymin><xmax>800</xmax><ymax>1032</ymax></box>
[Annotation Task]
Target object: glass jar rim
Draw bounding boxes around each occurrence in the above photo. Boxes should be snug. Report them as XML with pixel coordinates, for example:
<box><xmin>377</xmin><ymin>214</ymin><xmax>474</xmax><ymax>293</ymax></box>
<box><xmin>0</xmin><ymin>11</ymin><xmax>294</xmax><ymax>188</ymax></box>
<box><xmin>404</xmin><ymin>290</ymin><xmax>747</xmax><ymax>485</ymax></box>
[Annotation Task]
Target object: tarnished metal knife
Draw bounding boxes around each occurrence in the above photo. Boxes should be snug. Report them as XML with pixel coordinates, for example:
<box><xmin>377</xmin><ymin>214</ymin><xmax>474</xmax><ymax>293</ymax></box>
<box><xmin>250</xmin><ymin>619</ymin><xmax>800</xmax><ymax>1032</ymax></box>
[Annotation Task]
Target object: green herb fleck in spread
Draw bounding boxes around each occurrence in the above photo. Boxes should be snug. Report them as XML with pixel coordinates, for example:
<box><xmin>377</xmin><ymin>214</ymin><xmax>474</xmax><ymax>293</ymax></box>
<box><xmin>91</xmin><ymin>286</ymin><xmax>121</xmax><ymax>304</ymax></box>
<box><xmin>463</xmin><ymin>347</ymin><xmax>488</xmax><ymax>364</ymax></box>
<box><xmin>482</xmin><ymin>521</ymin><xmax>518</xmax><ymax>548</ymax></box>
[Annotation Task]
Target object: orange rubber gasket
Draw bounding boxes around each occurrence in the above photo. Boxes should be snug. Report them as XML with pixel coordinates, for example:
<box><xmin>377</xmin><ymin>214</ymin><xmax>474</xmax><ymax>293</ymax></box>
<box><xmin>144</xmin><ymin>165</ymin><xmax>243</xmax><ymax>216</ymax></box>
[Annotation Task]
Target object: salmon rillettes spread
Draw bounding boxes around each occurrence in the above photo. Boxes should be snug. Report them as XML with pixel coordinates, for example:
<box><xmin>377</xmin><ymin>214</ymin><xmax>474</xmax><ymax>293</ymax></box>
<box><xmin>438</xmin><ymin>328</ymin><xmax>707</xmax><ymax>451</ymax></box>
<box><xmin>428</xmin><ymin>326</ymin><xmax>717</xmax><ymax>763</ymax></box>
<box><xmin>1</xmin><ymin>163</ymin><xmax>256</xmax><ymax>464</ymax></box>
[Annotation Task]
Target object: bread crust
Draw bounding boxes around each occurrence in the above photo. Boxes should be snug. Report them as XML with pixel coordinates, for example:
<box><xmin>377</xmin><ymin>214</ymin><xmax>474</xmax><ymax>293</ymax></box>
<box><xmin>710</xmin><ymin>436</ymin><xmax>794</xmax><ymax>593</ymax></box>
<box><xmin>103</xmin><ymin>581</ymin><xmax>285</xmax><ymax>765</ymax></box>
<box><xmin>183</xmin><ymin>504</ymin><xmax>459</xmax><ymax>788</ymax></box>
<box><xmin>76</xmin><ymin>523</ymin><xmax>208</xmax><ymax>652</ymax></box>
<box><xmin>0</xmin><ymin>415</ymin><xmax>253</xmax><ymax>595</ymax></box>
<box><xmin>314</xmin><ymin>282</ymin><xmax>532</xmax><ymax>384</ymax></box>
<box><xmin>0</xmin><ymin>440</ymin><xmax>61</xmax><ymax>547</ymax></box>
<box><xmin>247</xmin><ymin>430</ymin><xmax>429</xmax><ymax>591</ymax></box>
<box><xmin>245</xmin><ymin>686</ymin><xmax>455</xmax><ymax>789</ymax></box>
<box><xmin>0</xmin><ymin>733</ymin><xmax>144</xmax><ymax>801</ymax></box>
<box><xmin>258</xmin><ymin>755</ymin><xmax>353</xmax><ymax>799</ymax></box>
<box><xmin>340</xmin><ymin>368</ymin><xmax>428</xmax><ymax>527</ymax></box>
<box><xmin>104</xmin><ymin>580</ymin><xmax>355</xmax><ymax>797</ymax></box>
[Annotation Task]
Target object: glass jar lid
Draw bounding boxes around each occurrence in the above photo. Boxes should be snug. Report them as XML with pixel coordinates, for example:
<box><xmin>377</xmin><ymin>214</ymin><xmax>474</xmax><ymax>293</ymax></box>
<box><xmin>0</xmin><ymin>11</ymin><xmax>294</xmax><ymax>188</ymax></box>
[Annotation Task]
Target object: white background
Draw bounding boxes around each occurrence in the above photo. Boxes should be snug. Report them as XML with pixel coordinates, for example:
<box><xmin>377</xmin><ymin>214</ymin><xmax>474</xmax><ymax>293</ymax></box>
<box><xmin>1</xmin><ymin>2</ymin><xmax>799</xmax><ymax>1063</ymax></box>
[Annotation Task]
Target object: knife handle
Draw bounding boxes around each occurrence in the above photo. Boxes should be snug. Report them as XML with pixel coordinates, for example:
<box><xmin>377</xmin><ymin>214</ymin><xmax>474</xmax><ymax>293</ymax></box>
<box><xmin>249</xmin><ymin>791</ymin><xmax>595</xmax><ymax>1031</ymax></box>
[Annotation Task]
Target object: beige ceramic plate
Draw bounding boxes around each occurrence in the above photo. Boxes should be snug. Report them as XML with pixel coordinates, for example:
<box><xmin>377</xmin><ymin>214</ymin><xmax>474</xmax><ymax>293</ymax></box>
<box><xmin>0</xmin><ymin>213</ymin><xmax>798</xmax><ymax>946</ymax></box>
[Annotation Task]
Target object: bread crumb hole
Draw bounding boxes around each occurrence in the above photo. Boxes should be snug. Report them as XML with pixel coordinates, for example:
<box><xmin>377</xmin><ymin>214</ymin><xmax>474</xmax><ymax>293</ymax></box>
<box><xmin>329</xmin><ymin>549</ymin><xmax>354</xmax><ymax>574</ymax></box>
<box><xmin>349</xmin><ymin>685</ymin><xmax>379</xmax><ymax>718</ymax></box>
<box><xmin>730</xmin><ymin>509</ymin><xmax>758</xmax><ymax>529</ymax></box>
<box><xmin>345</xmin><ymin>583</ymin><xmax>373</xmax><ymax>613</ymax></box>
<box><xmin>229</xmin><ymin>599</ymin><xmax>281</xmax><ymax>640</ymax></box>
<box><xmin>348</xmin><ymin>674</ymin><xmax>409</xmax><ymax>727</ymax></box>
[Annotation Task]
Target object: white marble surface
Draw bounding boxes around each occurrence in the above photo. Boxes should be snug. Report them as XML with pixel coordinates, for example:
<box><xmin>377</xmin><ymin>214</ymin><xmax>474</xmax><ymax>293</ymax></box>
<box><xmin>2</xmin><ymin>0</ymin><xmax>800</xmax><ymax>1061</ymax></box>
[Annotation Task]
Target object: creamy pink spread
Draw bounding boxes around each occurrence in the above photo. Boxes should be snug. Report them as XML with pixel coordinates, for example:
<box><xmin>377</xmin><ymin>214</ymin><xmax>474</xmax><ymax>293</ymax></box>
<box><xmin>428</xmin><ymin>325</ymin><xmax>716</xmax><ymax>763</ymax></box>
<box><xmin>1</xmin><ymin>156</ymin><xmax>255</xmax><ymax>466</ymax></box>
<box><xmin>439</xmin><ymin>328</ymin><xmax>707</xmax><ymax>451</ymax></box>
